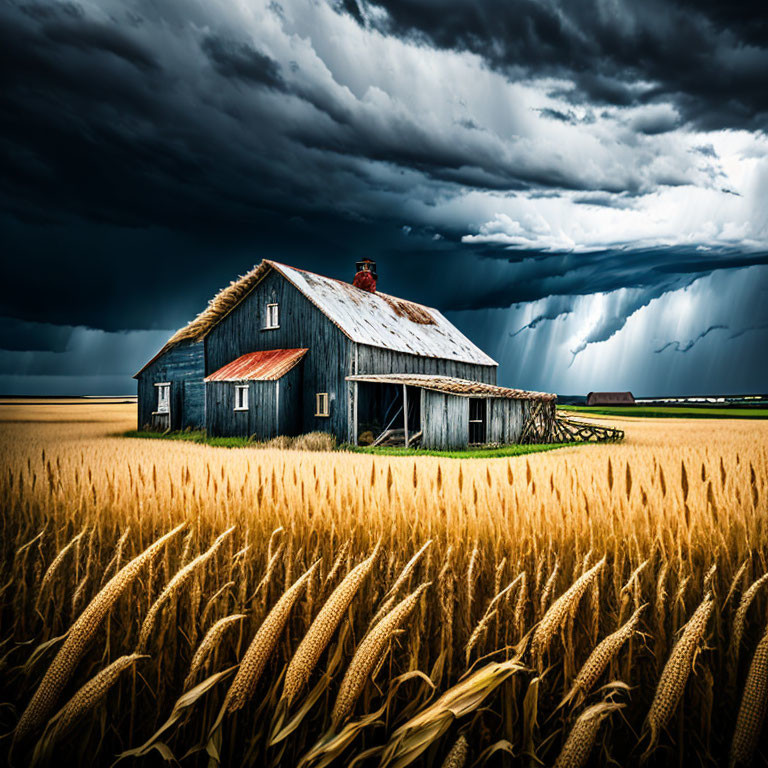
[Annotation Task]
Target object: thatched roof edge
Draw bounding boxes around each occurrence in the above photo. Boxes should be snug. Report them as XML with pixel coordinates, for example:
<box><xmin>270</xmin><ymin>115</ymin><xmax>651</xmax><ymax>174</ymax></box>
<box><xmin>133</xmin><ymin>261</ymin><xmax>271</xmax><ymax>377</ymax></box>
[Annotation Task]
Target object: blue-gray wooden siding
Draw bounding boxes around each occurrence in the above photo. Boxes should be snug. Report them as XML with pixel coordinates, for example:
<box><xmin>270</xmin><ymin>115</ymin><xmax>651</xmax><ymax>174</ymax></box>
<box><xmin>136</xmin><ymin>340</ymin><xmax>205</xmax><ymax>430</ymax></box>
<box><xmin>355</xmin><ymin>345</ymin><xmax>496</xmax><ymax>383</ymax></box>
<box><xmin>420</xmin><ymin>390</ymin><xmax>470</xmax><ymax>449</ymax></box>
<box><xmin>204</xmin><ymin>363</ymin><xmax>302</xmax><ymax>438</ymax></box>
<box><xmin>204</xmin><ymin>269</ymin><xmax>351</xmax><ymax>441</ymax></box>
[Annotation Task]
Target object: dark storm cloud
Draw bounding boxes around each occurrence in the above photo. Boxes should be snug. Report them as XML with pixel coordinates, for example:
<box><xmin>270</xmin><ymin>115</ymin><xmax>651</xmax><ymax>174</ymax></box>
<box><xmin>629</xmin><ymin>108</ymin><xmax>679</xmax><ymax>136</ymax></box>
<box><xmin>42</xmin><ymin>19</ymin><xmax>159</xmax><ymax>71</ymax></box>
<box><xmin>0</xmin><ymin>317</ymin><xmax>74</xmax><ymax>352</ymax></box>
<box><xmin>360</xmin><ymin>0</ymin><xmax>768</xmax><ymax>131</ymax></box>
<box><xmin>0</xmin><ymin>0</ymin><xmax>697</xmax><ymax>335</ymax></box>
<box><xmin>0</xmin><ymin>0</ymin><xmax>712</xmax><ymax>259</ymax></box>
<box><xmin>201</xmin><ymin>35</ymin><xmax>283</xmax><ymax>88</ymax></box>
<box><xmin>0</xmin><ymin>0</ymin><xmax>766</xmax><ymax>396</ymax></box>
<box><xmin>572</xmin><ymin>193</ymin><xmax>634</xmax><ymax>209</ymax></box>
<box><xmin>510</xmin><ymin>303</ymin><xmax>574</xmax><ymax>336</ymax></box>
<box><xmin>654</xmin><ymin>324</ymin><xmax>728</xmax><ymax>353</ymax></box>
<box><xmin>537</xmin><ymin>108</ymin><xmax>577</xmax><ymax>124</ymax></box>
<box><xmin>440</xmin><ymin>247</ymin><xmax>768</xmax><ymax>311</ymax></box>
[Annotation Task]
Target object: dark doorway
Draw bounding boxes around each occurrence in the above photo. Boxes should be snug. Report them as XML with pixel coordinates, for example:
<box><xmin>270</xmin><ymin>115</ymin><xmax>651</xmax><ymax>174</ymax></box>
<box><xmin>355</xmin><ymin>382</ymin><xmax>421</xmax><ymax>446</ymax></box>
<box><xmin>469</xmin><ymin>398</ymin><xmax>487</xmax><ymax>444</ymax></box>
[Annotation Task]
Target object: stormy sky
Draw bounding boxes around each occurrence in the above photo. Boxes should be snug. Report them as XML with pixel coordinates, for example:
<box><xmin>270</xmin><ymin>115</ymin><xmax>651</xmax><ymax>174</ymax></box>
<box><xmin>1</xmin><ymin>0</ymin><xmax>767</xmax><ymax>396</ymax></box>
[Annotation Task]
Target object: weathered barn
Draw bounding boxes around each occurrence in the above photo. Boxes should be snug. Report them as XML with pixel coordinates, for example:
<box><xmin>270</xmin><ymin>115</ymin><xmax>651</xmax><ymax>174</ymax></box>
<box><xmin>134</xmin><ymin>259</ymin><xmax>557</xmax><ymax>448</ymax></box>
<box><xmin>586</xmin><ymin>391</ymin><xmax>635</xmax><ymax>406</ymax></box>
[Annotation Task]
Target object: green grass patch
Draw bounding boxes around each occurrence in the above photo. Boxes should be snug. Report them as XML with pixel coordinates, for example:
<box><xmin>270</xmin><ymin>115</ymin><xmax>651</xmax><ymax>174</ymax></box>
<box><xmin>559</xmin><ymin>405</ymin><xmax>768</xmax><ymax>419</ymax></box>
<box><xmin>123</xmin><ymin>429</ymin><xmax>337</xmax><ymax>451</ymax></box>
<box><xmin>122</xmin><ymin>429</ymin><xmax>258</xmax><ymax>448</ymax></box>
<box><xmin>123</xmin><ymin>429</ymin><xmax>581</xmax><ymax>458</ymax></box>
<box><xmin>344</xmin><ymin>442</ymin><xmax>578</xmax><ymax>459</ymax></box>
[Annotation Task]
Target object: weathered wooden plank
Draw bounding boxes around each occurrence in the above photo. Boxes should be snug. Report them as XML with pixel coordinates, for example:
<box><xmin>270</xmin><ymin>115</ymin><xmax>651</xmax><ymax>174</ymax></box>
<box><xmin>421</xmin><ymin>390</ymin><xmax>469</xmax><ymax>449</ymax></box>
<box><xmin>356</xmin><ymin>345</ymin><xmax>496</xmax><ymax>384</ymax></box>
<box><xmin>136</xmin><ymin>340</ymin><xmax>205</xmax><ymax>430</ymax></box>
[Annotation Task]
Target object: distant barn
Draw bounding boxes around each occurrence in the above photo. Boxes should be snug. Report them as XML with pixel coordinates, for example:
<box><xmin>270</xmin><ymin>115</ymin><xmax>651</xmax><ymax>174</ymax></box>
<box><xmin>586</xmin><ymin>391</ymin><xmax>635</xmax><ymax>406</ymax></box>
<box><xmin>134</xmin><ymin>259</ymin><xmax>558</xmax><ymax>449</ymax></box>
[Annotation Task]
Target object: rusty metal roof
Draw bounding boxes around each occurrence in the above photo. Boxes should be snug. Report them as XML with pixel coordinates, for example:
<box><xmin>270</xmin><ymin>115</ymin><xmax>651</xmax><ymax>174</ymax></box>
<box><xmin>346</xmin><ymin>373</ymin><xmax>556</xmax><ymax>401</ymax></box>
<box><xmin>269</xmin><ymin>261</ymin><xmax>497</xmax><ymax>367</ymax></box>
<box><xmin>205</xmin><ymin>348</ymin><xmax>308</xmax><ymax>382</ymax></box>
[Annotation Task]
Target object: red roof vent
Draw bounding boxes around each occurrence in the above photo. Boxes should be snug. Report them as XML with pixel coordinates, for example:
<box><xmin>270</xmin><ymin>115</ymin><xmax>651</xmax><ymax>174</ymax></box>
<box><xmin>353</xmin><ymin>258</ymin><xmax>377</xmax><ymax>293</ymax></box>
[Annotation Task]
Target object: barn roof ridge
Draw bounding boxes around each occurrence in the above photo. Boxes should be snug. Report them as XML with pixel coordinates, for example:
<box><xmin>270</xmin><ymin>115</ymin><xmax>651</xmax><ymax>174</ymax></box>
<box><xmin>135</xmin><ymin>259</ymin><xmax>496</xmax><ymax>376</ymax></box>
<box><xmin>265</xmin><ymin>259</ymin><xmax>437</xmax><ymax>312</ymax></box>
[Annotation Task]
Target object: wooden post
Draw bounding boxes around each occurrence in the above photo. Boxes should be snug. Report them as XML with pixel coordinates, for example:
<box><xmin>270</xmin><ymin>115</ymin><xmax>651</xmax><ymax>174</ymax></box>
<box><xmin>403</xmin><ymin>385</ymin><xmax>409</xmax><ymax>447</ymax></box>
<box><xmin>353</xmin><ymin>381</ymin><xmax>358</xmax><ymax>446</ymax></box>
<box><xmin>275</xmin><ymin>381</ymin><xmax>280</xmax><ymax>438</ymax></box>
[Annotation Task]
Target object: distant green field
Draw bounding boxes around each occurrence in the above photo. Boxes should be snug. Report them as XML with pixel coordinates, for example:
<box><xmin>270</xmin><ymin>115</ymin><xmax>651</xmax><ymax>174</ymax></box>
<box><xmin>559</xmin><ymin>405</ymin><xmax>768</xmax><ymax>419</ymax></box>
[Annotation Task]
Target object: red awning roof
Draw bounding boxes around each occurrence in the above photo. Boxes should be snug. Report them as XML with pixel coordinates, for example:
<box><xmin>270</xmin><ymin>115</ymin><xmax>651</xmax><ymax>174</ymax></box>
<box><xmin>205</xmin><ymin>348</ymin><xmax>308</xmax><ymax>382</ymax></box>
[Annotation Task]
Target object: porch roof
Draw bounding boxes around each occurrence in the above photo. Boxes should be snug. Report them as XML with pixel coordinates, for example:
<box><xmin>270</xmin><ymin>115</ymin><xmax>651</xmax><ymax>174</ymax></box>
<box><xmin>346</xmin><ymin>373</ymin><xmax>556</xmax><ymax>401</ymax></box>
<box><xmin>205</xmin><ymin>348</ymin><xmax>308</xmax><ymax>382</ymax></box>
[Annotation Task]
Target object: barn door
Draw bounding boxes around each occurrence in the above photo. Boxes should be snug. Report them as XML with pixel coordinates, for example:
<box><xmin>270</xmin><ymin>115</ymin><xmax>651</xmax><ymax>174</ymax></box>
<box><xmin>469</xmin><ymin>398</ymin><xmax>487</xmax><ymax>444</ymax></box>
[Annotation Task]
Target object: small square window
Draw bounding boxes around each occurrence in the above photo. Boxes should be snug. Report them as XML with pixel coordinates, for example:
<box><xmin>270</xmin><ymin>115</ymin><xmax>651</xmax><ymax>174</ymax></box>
<box><xmin>315</xmin><ymin>392</ymin><xmax>329</xmax><ymax>417</ymax></box>
<box><xmin>265</xmin><ymin>303</ymin><xmax>279</xmax><ymax>329</ymax></box>
<box><xmin>234</xmin><ymin>384</ymin><xmax>249</xmax><ymax>411</ymax></box>
<box><xmin>155</xmin><ymin>383</ymin><xmax>170</xmax><ymax>414</ymax></box>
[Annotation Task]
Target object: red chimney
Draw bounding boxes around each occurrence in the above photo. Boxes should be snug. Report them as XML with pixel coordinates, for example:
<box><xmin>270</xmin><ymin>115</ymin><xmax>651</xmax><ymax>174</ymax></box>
<box><xmin>353</xmin><ymin>258</ymin><xmax>377</xmax><ymax>293</ymax></box>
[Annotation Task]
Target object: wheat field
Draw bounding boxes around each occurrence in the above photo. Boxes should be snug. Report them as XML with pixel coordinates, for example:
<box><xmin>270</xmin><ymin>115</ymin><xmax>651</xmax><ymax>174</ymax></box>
<box><xmin>0</xmin><ymin>401</ymin><xmax>767</xmax><ymax>767</ymax></box>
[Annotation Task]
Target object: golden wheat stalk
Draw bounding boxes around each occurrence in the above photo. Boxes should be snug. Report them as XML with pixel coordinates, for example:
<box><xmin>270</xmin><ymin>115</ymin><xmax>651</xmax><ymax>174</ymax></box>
<box><xmin>323</xmin><ymin>539</ymin><xmax>351</xmax><ymax>590</ymax></box>
<box><xmin>539</xmin><ymin>559</ymin><xmax>559</xmax><ymax>614</ymax></box>
<box><xmin>561</xmin><ymin>605</ymin><xmax>645</xmax><ymax>708</ymax></box>
<box><xmin>723</xmin><ymin>559</ymin><xmax>750</xmax><ymax>608</ymax></box>
<box><xmin>184</xmin><ymin>613</ymin><xmax>246</xmax><ymax>690</ymax></box>
<box><xmin>440</xmin><ymin>734</ymin><xmax>468</xmax><ymax>768</ymax></box>
<box><xmin>370</xmin><ymin>540</ymin><xmax>431</xmax><ymax>626</ymax></box>
<box><xmin>71</xmin><ymin>574</ymin><xmax>89</xmax><ymax>615</ymax></box>
<box><xmin>465</xmin><ymin>574</ymin><xmax>523</xmax><ymax>666</ymax></box>
<box><xmin>254</xmin><ymin>542</ymin><xmax>284</xmax><ymax>601</ymax></box>
<box><xmin>531</xmin><ymin>558</ymin><xmax>605</xmax><ymax>661</ymax></box>
<box><xmin>729</xmin><ymin>622</ymin><xmax>768</xmax><ymax>767</ymax></box>
<box><xmin>137</xmin><ymin>526</ymin><xmax>235</xmax><ymax>651</ymax></box>
<box><xmin>15</xmin><ymin>523</ymin><xmax>185</xmax><ymax>741</ymax></box>
<box><xmin>620</xmin><ymin>558</ymin><xmax>649</xmax><ymax>599</ymax></box>
<box><xmin>225</xmin><ymin>560</ymin><xmax>319</xmax><ymax>713</ymax></box>
<box><xmin>730</xmin><ymin>572</ymin><xmax>768</xmax><ymax>666</ymax></box>
<box><xmin>36</xmin><ymin>530</ymin><xmax>86</xmax><ymax>607</ymax></box>
<box><xmin>200</xmin><ymin>580</ymin><xmax>235</xmax><ymax>629</ymax></box>
<box><xmin>283</xmin><ymin>542</ymin><xmax>380</xmax><ymax>706</ymax></box>
<box><xmin>466</xmin><ymin>544</ymin><xmax>479</xmax><ymax>625</ymax></box>
<box><xmin>331</xmin><ymin>582</ymin><xmax>430</xmax><ymax>729</ymax></box>
<box><xmin>99</xmin><ymin>528</ymin><xmax>131</xmax><ymax>586</ymax></box>
<box><xmin>45</xmin><ymin>653</ymin><xmax>147</xmax><ymax>741</ymax></box>
<box><xmin>644</xmin><ymin>593</ymin><xmax>713</xmax><ymax>752</ymax></box>
<box><xmin>554</xmin><ymin>700</ymin><xmax>623</xmax><ymax>768</ymax></box>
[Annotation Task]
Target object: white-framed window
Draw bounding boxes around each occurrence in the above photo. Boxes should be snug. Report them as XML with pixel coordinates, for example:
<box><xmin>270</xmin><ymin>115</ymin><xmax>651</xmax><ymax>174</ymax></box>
<box><xmin>154</xmin><ymin>382</ymin><xmax>170</xmax><ymax>414</ymax></box>
<box><xmin>265</xmin><ymin>303</ymin><xmax>279</xmax><ymax>329</ymax></box>
<box><xmin>315</xmin><ymin>392</ymin><xmax>329</xmax><ymax>417</ymax></box>
<box><xmin>234</xmin><ymin>384</ymin><xmax>249</xmax><ymax>411</ymax></box>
